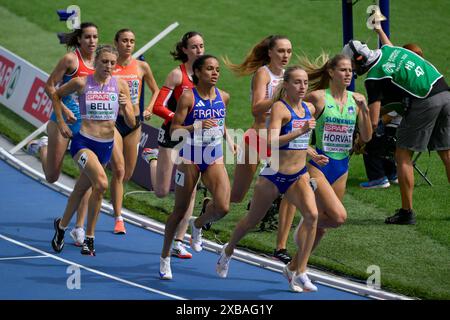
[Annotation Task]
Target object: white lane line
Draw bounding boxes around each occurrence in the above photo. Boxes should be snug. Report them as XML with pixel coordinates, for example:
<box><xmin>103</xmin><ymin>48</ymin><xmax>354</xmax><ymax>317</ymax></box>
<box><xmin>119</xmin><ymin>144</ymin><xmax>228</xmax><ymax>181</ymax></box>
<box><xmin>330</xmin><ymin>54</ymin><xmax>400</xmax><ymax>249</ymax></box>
<box><xmin>0</xmin><ymin>255</ymin><xmax>49</xmax><ymax>261</ymax></box>
<box><xmin>0</xmin><ymin>234</ymin><xmax>186</xmax><ymax>300</ymax></box>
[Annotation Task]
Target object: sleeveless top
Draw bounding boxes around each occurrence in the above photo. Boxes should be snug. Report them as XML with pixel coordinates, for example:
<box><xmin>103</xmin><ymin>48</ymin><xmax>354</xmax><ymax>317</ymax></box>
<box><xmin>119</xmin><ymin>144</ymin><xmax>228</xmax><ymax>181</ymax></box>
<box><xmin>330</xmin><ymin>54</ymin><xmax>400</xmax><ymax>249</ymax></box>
<box><xmin>279</xmin><ymin>99</ymin><xmax>312</xmax><ymax>151</ymax></box>
<box><xmin>314</xmin><ymin>89</ymin><xmax>357</xmax><ymax>160</ymax></box>
<box><xmin>113</xmin><ymin>58</ymin><xmax>142</xmax><ymax>106</ymax></box>
<box><xmin>78</xmin><ymin>75</ymin><xmax>120</xmax><ymax>121</ymax></box>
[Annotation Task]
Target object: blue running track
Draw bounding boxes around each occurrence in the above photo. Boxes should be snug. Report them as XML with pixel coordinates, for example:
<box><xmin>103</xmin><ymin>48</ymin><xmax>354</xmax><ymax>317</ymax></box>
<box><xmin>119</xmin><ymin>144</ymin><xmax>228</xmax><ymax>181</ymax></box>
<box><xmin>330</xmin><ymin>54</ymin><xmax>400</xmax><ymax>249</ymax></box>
<box><xmin>0</xmin><ymin>158</ymin><xmax>369</xmax><ymax>300</ymax></box>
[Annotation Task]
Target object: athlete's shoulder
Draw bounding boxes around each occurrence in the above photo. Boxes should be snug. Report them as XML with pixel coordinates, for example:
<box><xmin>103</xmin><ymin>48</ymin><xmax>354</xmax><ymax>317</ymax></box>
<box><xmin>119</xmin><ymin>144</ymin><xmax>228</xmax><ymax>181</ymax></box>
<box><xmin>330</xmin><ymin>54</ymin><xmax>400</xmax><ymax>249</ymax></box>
<box><xmin>165</xmin><ymin>66</ymin><xmax>183</xmax><ymax>87</ymax></box>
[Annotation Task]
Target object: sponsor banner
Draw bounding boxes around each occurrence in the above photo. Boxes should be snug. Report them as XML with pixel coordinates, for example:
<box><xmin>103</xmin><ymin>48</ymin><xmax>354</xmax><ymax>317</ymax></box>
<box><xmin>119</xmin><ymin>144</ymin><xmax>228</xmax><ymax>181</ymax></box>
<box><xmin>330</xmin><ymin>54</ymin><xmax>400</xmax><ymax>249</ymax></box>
<box><xmin>0</xmin><ymin>46</ymin><xmax>51</xmax><ymax>127</ymax></box>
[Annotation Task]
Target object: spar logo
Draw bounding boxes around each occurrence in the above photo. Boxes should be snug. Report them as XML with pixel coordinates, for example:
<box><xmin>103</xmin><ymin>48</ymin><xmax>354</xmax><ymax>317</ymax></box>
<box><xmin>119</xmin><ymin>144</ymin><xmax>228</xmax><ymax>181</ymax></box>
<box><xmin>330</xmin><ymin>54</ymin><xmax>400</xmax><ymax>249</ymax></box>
<box><xmin>0</xmin><ymin>54</ymin><xmax>15</xmax><ymax>96</ymax></box>
<box><xmin>23</xmin><ymin>77</ymin><xmax>52</xmax><ymax>123</ymax></box>
<box><xmin>6</xmin><ymin>65</ymin><xmax>21</xmax><ymax>99</ymax></box>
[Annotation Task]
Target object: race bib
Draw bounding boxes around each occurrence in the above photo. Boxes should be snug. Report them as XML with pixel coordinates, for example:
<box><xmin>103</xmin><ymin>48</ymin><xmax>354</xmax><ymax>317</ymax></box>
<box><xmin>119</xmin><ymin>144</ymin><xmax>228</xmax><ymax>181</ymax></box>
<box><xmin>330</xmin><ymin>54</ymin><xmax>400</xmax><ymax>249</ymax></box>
<box><xmin>85</xmin><ymin>92</ymin><xmax>118</xmax><ymax>120</ymax></box>
<box><xmin>288</xmin><ymin>120</ymin><xmax>310</xmax><ymax>150</ymax></box>
<box><xmin>322</xmin><ymin>123</ymin><xmax>354</xmax><ymax>153</ymax></box>
<box><xmin>193</xmin><ymin>119</ymin><xmax>224</xmax><ymax>146</ymax></box>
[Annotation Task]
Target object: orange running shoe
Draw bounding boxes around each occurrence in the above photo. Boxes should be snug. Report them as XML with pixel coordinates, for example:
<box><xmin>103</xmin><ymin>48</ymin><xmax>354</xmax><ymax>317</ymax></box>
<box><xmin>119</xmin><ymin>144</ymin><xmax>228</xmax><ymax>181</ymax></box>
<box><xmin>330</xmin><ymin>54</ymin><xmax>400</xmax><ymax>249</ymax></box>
<box><xmin>114</xmin><ymin>219</ymin><xmax>126</xmax><ymax>234</ymax></box>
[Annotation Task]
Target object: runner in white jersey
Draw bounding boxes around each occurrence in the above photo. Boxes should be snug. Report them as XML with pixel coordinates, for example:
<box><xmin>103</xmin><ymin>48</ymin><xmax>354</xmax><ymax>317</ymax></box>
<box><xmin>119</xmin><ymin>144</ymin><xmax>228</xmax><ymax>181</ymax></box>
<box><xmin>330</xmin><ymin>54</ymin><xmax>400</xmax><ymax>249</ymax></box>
<box><xmin>224</xmin><ymin>35</ymin><xmax>297</xmax><ymax>264</ymax></box>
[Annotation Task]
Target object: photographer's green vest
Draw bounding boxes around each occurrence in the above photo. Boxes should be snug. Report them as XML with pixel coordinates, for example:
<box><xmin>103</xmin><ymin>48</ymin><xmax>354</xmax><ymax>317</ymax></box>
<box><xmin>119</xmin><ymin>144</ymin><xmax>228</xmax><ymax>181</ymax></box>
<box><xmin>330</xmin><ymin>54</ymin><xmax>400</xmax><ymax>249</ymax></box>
<box><xmin>365</xmin><ymin>46</ymin><xmax>443</xmax><ymax>114</ymax></box>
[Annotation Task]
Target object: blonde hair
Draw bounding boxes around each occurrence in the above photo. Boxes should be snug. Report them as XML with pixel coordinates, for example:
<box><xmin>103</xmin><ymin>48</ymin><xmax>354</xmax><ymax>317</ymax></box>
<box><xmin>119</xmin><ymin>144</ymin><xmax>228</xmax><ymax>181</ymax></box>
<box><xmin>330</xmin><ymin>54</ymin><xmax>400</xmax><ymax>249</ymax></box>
<box><xmin>223</xmin><ymin>35</ymin><xmax>289</xmax><ymax>76</ymax></box>
<box><xmin>271</xmin><ymin>65</ymin><xmax>306</xmax><ymax>102</ymax></box>
<box><xmin>298</xmin><ymin>53</ymin><xmax>350</xmax><ymax>92</ymax></box>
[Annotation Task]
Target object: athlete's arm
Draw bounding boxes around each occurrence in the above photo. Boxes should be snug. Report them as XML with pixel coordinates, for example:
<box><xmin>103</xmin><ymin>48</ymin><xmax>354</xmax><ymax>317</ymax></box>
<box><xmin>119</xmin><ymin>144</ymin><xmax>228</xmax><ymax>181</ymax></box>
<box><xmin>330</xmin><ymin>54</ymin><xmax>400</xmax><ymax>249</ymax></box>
<box><xmin>54</xmin><ymin>77</ymin><xmax>86</xmax><ymax>138</ymax></box>
<box><xmin>45</xmin><ymin>52</ymin><xmax>78</xmax><ymax>120</ymax></box>
<box><xmin>118</xmin><ymin>79</ymin><xmax>136</xmax><ymax>128</ymax></box>
<box><xmin>251</xmin><ymin>67</ymin><xmax>273</xmax><ymax>117</ymax></box>
<box><xmin>140</xmin><ymin>61</ymin><xmax>160</xmax><ymax>120</ymax></box>
<box><xmin>354</xmin><ymin>92</ymin><xmax>373</xmax><ymax>143</ymax></box>
<box><xmin>170</xmin><ymin>90</ymin><xmax>195</xmax><ymax>134</ymax></box>
<box><xmin>152</xmin><ymin>67</ymin><xmax>182</xmax><ymax>122</ymax></box>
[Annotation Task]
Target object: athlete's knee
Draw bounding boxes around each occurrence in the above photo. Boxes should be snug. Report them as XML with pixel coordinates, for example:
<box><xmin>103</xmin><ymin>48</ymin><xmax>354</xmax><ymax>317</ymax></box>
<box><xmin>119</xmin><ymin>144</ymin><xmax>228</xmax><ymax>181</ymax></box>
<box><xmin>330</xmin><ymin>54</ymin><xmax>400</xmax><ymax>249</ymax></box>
<box><xmin>302</xmin><ymin>210</ymin><xmax>319</xmax><ymax>227</ymax></box>
<box><xmin>112</xmin><ymin>165</ymin><xmax>125</xmax><ymax>182</ymax></box>
<box><xmin>93</xmin><ymin>176</ymin><xmax>109</xmax><ymax>195</ymax></box>
<box><xmin>214</xmin><ymin>201</ymin><xmax>230</xmax><ymax>217</ymax></box>
<box><xmin>154</xmin><ymin>186</ymin><xmax>170</xmax><ymax>198</ymax></box>
<box><xmin>331</xmin><ymin>207</ymin><xmax>347</xmax><ymax>227</ymax></box>
<box><xmin>45</xmin><ymin>172</ymin><xmax>60</xmax><ymax>184</ymax></box>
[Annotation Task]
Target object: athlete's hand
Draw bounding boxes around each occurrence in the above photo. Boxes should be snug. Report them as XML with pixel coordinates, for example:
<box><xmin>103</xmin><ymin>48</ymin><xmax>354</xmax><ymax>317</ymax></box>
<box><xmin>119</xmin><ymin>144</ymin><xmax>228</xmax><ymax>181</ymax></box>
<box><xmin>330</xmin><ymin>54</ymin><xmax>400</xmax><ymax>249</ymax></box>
<box><xmin>57</xmin><ymin>120</ymin><xmax>73</xmax><ymax>139</ymax></box>
<box><xmin>200</xmin><ymin>119</ymin><xmax>217</xmax><ymax>130</ymax></box>
<box><xmin>63</xmin><ymin>106</ymin><xmax>77</xmax><ymax>124</ymax></box>
<box><xmin>302</xmin><ymin>119</ymin><xmax>316</xmax><ymax>132</ymax></box>
<box><xmin>119</xmin><ymin>93</ymin><xmax>128</xmax><ymax>109</ymax></box>
<box><xmin>312</xmin><ymin>154</ymin><xmax>329</xmax><ymax>166</ymax></box>
<box><xmin>353</xmin><ymin>94</ymin><xmax>369</xmax><ymax>114</ymax></box>
<box><xmin>143</xmin><ymin>109</ymin><xmax>153</xmax><ymax>121</ymax></box>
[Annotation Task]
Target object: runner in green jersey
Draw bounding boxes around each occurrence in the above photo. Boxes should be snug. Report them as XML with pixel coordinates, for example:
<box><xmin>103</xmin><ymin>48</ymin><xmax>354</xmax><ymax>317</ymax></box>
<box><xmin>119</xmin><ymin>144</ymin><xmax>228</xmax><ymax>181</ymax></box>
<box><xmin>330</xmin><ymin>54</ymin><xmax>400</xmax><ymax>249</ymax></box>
<box><xmin>300</xmin><ymin>53</ymin><xmax>372</xmax><ymax>251</ymax></box>
<box><xmin>342</xmin><ymin>28</ymin><xmax>450</xmax><ymax>225</ymax></box>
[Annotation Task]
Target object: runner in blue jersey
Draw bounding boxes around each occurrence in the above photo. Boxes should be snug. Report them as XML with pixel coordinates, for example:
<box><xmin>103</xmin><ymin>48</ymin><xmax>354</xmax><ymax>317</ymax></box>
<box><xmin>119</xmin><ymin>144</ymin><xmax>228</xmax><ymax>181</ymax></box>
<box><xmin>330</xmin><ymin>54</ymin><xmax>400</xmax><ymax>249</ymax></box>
<box><xmin>159</xmin><ymin>55</ymin><xmax>231</xmax><ymax>280</ymax></box>
<box><xmin>216</xmin><ymin>66</ymin><xmax>320</xmax><ymax>293</ymax></box>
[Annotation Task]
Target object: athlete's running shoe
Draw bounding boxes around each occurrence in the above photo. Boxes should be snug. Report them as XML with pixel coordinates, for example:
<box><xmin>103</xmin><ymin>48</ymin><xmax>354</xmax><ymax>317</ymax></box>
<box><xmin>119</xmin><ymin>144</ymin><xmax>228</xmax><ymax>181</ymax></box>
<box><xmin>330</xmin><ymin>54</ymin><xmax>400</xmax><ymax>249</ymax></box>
<box><xmin>189</xmin><ymin>217</ymin><xmax>203</xmax><ymax>252</ymax></box>
<box><xmin>199</xmin><ymin>197</ymin><xmax>212</xmax><ymax>231</ymax></box>
<box><xmin>114</xmin><ymin>219</ymin><xmax>126</xmax><ymax>234</ymax></box>
<box><xmin>216</xmin><ymin>243</ymin><xmax>232</xmax><ymax>278</ymax></box>
<box><xmin>171</xmin><ymin>240</ymin><xmax>192</xmax><ymax>259</ymax></box>
<box><xmin>159</xmin><ymin>256</ymin><xmax>172</xmax><ymax>280</ymax></box>
<box><xmin>51</xmin><ymin>218</ymin><xmax>65</xmax><ymax>253</ymax></box>
<box><xmin>273</xmin><ymin>248</ymin><xmax>292</xmax><ymax>264</ymax></box>
<box><xmin>81</xmin><ymin>237</ymin><xmax>96</xmax><ymax>256</ymax></box>
<box><xmin>293</xmin><ymin>272</ymin><xmax>318</xmax><ymax>292</ymax></box>
<box><xmin>141</xmin><ymin>148</ymin><xmax>159</xmax><ymax>164</ymax></box>
<box><xmin>282</xmin><ymin>264</ymin><xmax>303</xmax><ymax>292</ymax></box>
<box><xmin>70</xmin><ymin>227</ymin><xmax>85</xmax><ymax>247</ymax></box>
<box><xmin>26</xmin><ymin>136</ymin><xmax>48</xmax><ymax>156</ymax></box>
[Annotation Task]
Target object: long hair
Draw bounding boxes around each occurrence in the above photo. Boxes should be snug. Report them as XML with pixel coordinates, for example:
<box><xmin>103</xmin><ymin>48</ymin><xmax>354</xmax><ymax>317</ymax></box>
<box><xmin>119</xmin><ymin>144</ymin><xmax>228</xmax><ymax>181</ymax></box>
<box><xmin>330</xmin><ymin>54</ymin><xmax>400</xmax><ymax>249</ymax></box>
<box><xmin>191</xmin><ymin>54</ymin><xmax>218</xmax><ymax>85</ymax></box>
<box><xmin>224</xmin><ymin>35</ymin><xmax>289</xmax><ymax>77</ymax></box>
<box><xmin>271</xmin><ymin>65</ymin><xmax>306</xmax><ymax>102</ymax></box>
<box><xmin>60</xmin><ymin>22</ymin><xmax>98</xmax><ymax>50</ymax></box>
<box><xmin>170</xmin><ymin>31</ymin><xmax>203</xmax><ymax>63</ymax></box>
<box><xmin>298</xmin><ymin>53</ymin><xmax>350</xmax><ymax>92</ymax></box>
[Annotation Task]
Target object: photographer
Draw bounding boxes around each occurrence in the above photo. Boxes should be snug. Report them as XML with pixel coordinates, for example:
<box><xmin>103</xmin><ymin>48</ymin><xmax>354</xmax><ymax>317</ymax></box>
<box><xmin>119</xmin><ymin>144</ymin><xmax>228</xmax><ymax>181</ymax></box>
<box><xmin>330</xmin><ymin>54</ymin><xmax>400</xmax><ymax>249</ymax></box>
<box><xmin>342</xmin><ymin>27</ymin><xmax>450</xmax><ymax>225</ymax></box>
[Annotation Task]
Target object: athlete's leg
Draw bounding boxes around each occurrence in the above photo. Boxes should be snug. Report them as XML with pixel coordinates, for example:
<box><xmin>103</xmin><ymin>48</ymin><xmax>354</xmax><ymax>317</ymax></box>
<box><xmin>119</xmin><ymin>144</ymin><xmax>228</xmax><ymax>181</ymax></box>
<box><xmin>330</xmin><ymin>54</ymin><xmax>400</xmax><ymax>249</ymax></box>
<box><xmin>110</xmin><ymin>129</ymin><xmax>125</xmax><ymax>219</ymax></box>
<box><xmin>225</xmin><ymin>177</ymin><xmax>279</xmax><ymax>257</ymax></box>
<box><xmin>230</xmin><ymin>142</ymin><xmax>259</xmax><ymax>203</ymax></box>
<box><xmin>161</xmin><ymin>163</ymin><xmax>200</xmax><ymax>258</ymax></box>
<box><xmin>43</xmin><ymin>121</ymin><xmax>69</xmax><ymax>183</ymax></box>
<box><xmin>276</xmin><ymin>198</ymin><xmax>296</xmax><ymax>251</ymax></box>
<box><xmin>284</xmin><ymin>173</ymin><xmax>318</xmax><ymax>274</ymax></box>
<box><xmin>195</xmin><ymin>162</ymin><xmax>230</xmax><ymax>228</ymax></box>
<box><xmin>153</xmin><ymin>147</ymin><xmax>177</xmax><ymax>197</ymax></box>
<box><xmin>122</xmin><ymin>126</ymin><xmax>141</xmax><ymax>181</ymax></box>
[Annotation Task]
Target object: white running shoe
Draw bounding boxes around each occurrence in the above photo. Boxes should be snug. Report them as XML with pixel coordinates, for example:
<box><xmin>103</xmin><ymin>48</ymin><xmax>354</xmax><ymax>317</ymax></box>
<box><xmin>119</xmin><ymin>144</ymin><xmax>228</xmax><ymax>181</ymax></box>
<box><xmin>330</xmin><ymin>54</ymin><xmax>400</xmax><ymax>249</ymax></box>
<box><xmin>171</xmin><ymin>240</ymin><xmax>192</xmax><ymax>259</ymax></box>
<box><xmin>293</xmin><ymin>272</ymin><xmax>318</xmax><ymax>292</ymax></box>
<box><xmin>69</xmin><ymin>227</ymin><xmax>85</xmax><ymax>247</ymax></box>
<box><xmin>159</xmin><ymin>256</ymin><xmax>172</xmax><ymax>280</ymax></box>
<box><xmin>189</xmin><ymin>217</ymin><xmax>203</xmax><ymax>252</ymax></box>
<box><xmin>26</xmin><ymin>136</ymin><xmax>48</xmax><ymax>156</ymax></box>
<box><xmin>283</xmin><ymin>264</ymin><xmax>303</xmax><ymax>293</ymax></box>
<box><xmin>216</xmin><ymin>243</ymin><xmax>232</xmax><ymax>278</ymax></box>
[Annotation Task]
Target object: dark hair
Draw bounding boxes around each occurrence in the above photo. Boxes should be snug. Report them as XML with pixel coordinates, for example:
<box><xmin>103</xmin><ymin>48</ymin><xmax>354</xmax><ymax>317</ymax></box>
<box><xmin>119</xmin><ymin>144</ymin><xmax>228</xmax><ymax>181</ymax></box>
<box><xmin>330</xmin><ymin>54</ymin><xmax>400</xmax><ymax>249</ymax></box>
<box><xmin>60</xmin><ymin>22</ymin><xmax>98</xmax><ymax>50</ymax></box>
<box><xmin>114</xmin><ymin>28</ymin><xmax>134</xmax><ymax>42</ymax></box>
<box><xmin>192</xmin><ymin>54</ymin><xmax>218</xmax><ymax>84</ymax></box>
<box><xmin>224</xmin><ymin>35</ymin><xmax>290</xmax><ymax>76</ymax></box>
<box><xmin>403</xmin><ymin>43</ymin><xmax>424</xmax><ymax>57</ymax></box>
<box><xmin>170</xmin><ymin>31</ymin><xmax>203</xmax><ymax>62</ymax></box>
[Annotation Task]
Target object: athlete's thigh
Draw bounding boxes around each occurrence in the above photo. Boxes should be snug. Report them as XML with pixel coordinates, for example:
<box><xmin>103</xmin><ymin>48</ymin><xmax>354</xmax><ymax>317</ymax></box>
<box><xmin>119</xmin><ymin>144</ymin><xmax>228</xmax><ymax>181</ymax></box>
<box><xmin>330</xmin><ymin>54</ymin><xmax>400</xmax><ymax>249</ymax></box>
<box><xmin>122</xmin><ymin>126</ymin><xmax>141</xmax><ymax>177</ymax></box>
<box><xmin>285</xmin><ymin>173</ymin><xmax>317</xmax><ymax>214</ymax></box>
<box><xmin>331</xmin><ymin>172</ymin><xmax>348</xmax><ymax>201</ymax></box>
<box><xmin>73</xmin><ymin>148</ymin><xmax>106</xmax><ymax>184</ymax></box>
<box><xmin>47</xmin><ymin>121</ymin><xmax>70</xmax><ymax>169</ymax></box>
<box><xmin>202</xmin><ymin>163</ymin><xmax>230</xmax><ymax>204</ymax></box>
<box><xmin>247</xmin><ymin>177</ymin><xmax>280</xmax><ymax>223</ymax></box>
